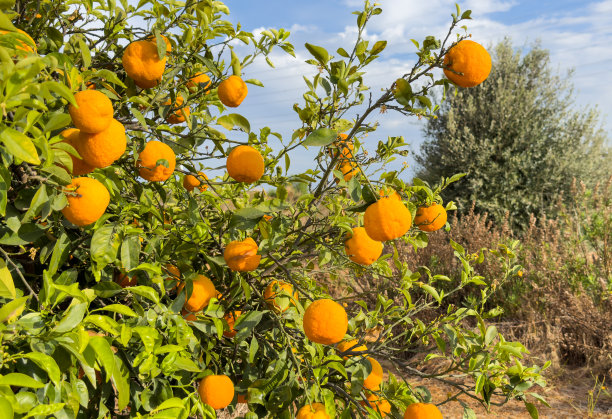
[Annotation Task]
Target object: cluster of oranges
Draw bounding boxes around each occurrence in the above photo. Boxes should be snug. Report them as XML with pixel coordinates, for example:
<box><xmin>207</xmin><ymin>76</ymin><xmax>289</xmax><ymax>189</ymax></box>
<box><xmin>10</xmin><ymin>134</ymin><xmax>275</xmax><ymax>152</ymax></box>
<box><xmin>41</xmin><ymin>26</ymin><xmax>492</xmax><ymax>417</ymax></box>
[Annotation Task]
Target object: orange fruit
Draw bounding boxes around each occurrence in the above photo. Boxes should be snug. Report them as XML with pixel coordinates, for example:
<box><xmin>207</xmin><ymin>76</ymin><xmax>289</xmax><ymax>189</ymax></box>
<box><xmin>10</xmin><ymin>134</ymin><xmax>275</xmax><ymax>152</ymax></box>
<box><xmin>226</xmin><ymin>145</ymin><xmax>264</xmax><ymax>183</ymax></box>
<box><xmin>223</xmin><ymin>237</ymin><xmax>261</xmax><ymax>272</ymax></box>
<box><xmin>198</xmin><ymin>374</ymin><xmax>235</xmax><ymax>410</ymax></box>
<box><xmin>361</xmin><ymin>393</ymin><xmax>391</xmax><ymax>417</ymax></box>
<box><xmin>183</xmin><ymin>275</ymin><xmax>217</xmax><ymax>312</ymax></box>
<box><xmin>61</xmin><ymin>177</ymin><xmax>110</xmax><ymax>226</ymax></box>
<box><xmin>137</xmin><ymin>140</ymin><xmax>176</xmax><ymax>182</ymax></box>
<box><xmin>163</xmin><ymin>264</ymin><xmax>181</xmax><ymax>290</ymax></box>
<box><xmin>122</xmin><ymin>36</ymin><xmax>171</xmax><ymax>89</ymax></box>
<box><xmin>443</xmin><ymin>40</ymin><xmax>491</xmax><ymax>88</ymax></box>
<box><xmin>403</xmin><ymin>403</ymin><xmax>443</xmax><ymax>419</ymax></box>
<box><xmin>78</xmin><ymin>119</ymin><xmax>127</xmax><ymax>168</ymax></box>
<box><xmin>336</xmin><ymin>339</ymin><xmax>367</xmax><ymax>358</ymax></box>
<box><xmin>364</xmin><ymin>197</ymin><xmax>412</xmax><ymax>241</ymax></box>
<box><xmin>338</xmin><ymin>161</ymin><xmax>360</xmax><ymax>182</ymax></box>
<box><xmin>296</xmin><ymin>403</ymin><xmax>329</xmax><ymax>419</ymax></box>
<box><xmin>344</xmin><ymin>227</ymin><xmax>383</xmax><ymax>265</ymax></box>
<box><xmin>0</xmin><ymin>29</ymin><xmax>36</xmax><ymax>53</ymax></box>
<box><xmin>413</xmin><ymin>203</ymin><xmax>447</xmax><ymax>232</ymax></box>
<box><xmin>263</xmin><ymin>280</ymin><xmax>297</xmax><ymax>313</ymax></box>
<box><xmin>217</xmin><ymin>75</ymin><xmax>247</xmax><ymax>107</ymax></box>
<box><xmin>379</xmin><ymin>188</ymin><xmax>402</xmax><ymax>201</ymax></box>
<box><xmin>183</xmin><ymin>172</ymin><xmax>208</xmax><ymax>192</ymax></box>
<box><xmin>163</xmin><ymin>95</ymin><xmax>190</xmax><ymax>124</ymax></box>
<box><xmin>68</xmin><ymin>90</ymin><xmax>113</xmax><ymax>134</ymax></box>
<box><xmin>363</xmin><ymin>357</ymin><xmax>383</xmax><ymax>390</ymax></box>
<box><xmin>115</xmin><ymin>272</ymin><xmax>137</xmax><ymax>288</ymax></box>
<box><xmin>303</xmin><ymin>299</ymin><xmax>348</xmax><ymax>345</ymax></box>
<box><xmin>187</xmin><ymin>72</ymin><xmax>211</xmax><ymax>92</ymax></box>
<box><xmin>59</xmin><ymin>128</ymin><xmax>95</xmax><ymax>176</ymax></box>
<box><xmin>223</xmin><ymin>310</ymin><xmax>242</xmax><ymax>338</ymax></box>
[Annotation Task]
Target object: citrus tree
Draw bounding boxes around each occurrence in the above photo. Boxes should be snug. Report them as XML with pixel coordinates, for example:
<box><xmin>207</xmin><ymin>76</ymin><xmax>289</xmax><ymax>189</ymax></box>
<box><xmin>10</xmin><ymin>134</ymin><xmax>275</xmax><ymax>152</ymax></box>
<box><xmin>0</xmin><ymin>0</ymin><xmax>548</xmax><ymax>418</ymax></box>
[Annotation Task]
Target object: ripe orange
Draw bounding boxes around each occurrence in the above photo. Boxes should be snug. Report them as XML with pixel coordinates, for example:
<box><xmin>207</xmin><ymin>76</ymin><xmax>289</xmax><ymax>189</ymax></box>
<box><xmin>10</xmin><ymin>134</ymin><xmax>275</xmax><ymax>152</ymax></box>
<box><xmin>181</xmin><ymin>308</ymin><xmax>197</xmax><ymax>322</ymax></box>
<box><xmin>413</xmin><ymin>203</ymin><xmax>447</xmax><ymax>232</ymax></box>
<box><xmin>403</xmin><ymin>403</ymin><xmax>443</xmax><ymax>419</ymax></box>
<box><xmin>263</xmin><ymin>280</ymin><xmax>297</xmax><ymax>313</ymax></box>
<box><xmin>443</xmin><ymin>40</ymin><xmax>491</xmax><ymax>88</ymax></box>
<box><xmin>187</xmin><ymin>72</ymin><xmax>211</xmax><ymax>93</ymax></box>
<box><xmin>223</xmin><ymin>310</ymin><xmax>242</xmax><ymax>338</ymax></box>
<box><xmin>223</xmin><ymin>237</ymin><xmax>261</xmax><ymax>272</ymax></box>
<box><xmin>183</xmin><ymin>275</ymin><xmax>217</xmax><ymax>312</ymax></box>
<box><xmin>0</xmin><ymin>29</ymin><xmax>36</xmax><ymax>53</ymax></box>
<box><xmin>68</xmin><ymin>90</ymin><xmax>113</xmax><ymax>134</ymax></box>
<box><xmin>364</xmin><ymin>196</ymin><xmax>412</xmax><ymax>241</ymax></box>
<box><xmin>217</xmin><ymin>75</ymin><xmax>248</xmax><ymax>107</ymax></box>
<box><xmin>61</xmin><ymin>177</ymin><xmax>110</xmax><ymax>226</ymax></box>
<box><xmin>303</xmin><ymin>299</ymin><xmax>348</xmax><ymax>345</ymax></box>
<box><xmin>137</xmin><ymin>140</ymin><xmax>176</xmax><ymax>182</ymax></box>
<box><xmin>337</xmin><ymin>339</ymin><xmax>367</xmax><ymax>358</ymax></box>
<box><xmin>198</xmin><ymin>374</ymin><xmax>235</xmax><ymax>410</ymax></box>
<box><xmin>361</xmin><ymin>393</ymin><xmax>391</xmax><ymax>417</ymax></box>
<box><xmin>163</xmin><ymin>95</ymin><xmax>190</xmax><ymax>124</ymax></box>
<box><xmin>363</xmin><ymin>357</ymin><xmax>383</xmax><ymax>390</ymax></box>
<box><xmin>115</xmin><ymin>271</ymin><xmax>137</xmax><ymax>288</ymax></box>
<box><xmin>226</xmin><ymin>145</ymin><xmax>264</xmax><ymax>183</ymax></box>
<box><xmin>344</xmin><ymin>227</ymin><xmax>383</xmax><ymax>265</ymax></box>
<box><xmin>59</xmin><ymin>128</ymin><xmax>95</xmax><ymax>176</ymax></box>
<box><xmin>183</xmin><ymin>172</ymin><xmax>208</xmax><ymax>192</ymax></box>
<box><xmin>78</xmin><ymin>119</ymin><xmax>127</xmax><ymax>168</ymax></box>
<box><xmin>122</xmin><ymin>36</ymin><xmax>171</xmax><ymax>89</ymax></box>
<box><xmin>296</xmin><ymin>403</ymin><xmax>329</xmax><ymax>419</ymax></box>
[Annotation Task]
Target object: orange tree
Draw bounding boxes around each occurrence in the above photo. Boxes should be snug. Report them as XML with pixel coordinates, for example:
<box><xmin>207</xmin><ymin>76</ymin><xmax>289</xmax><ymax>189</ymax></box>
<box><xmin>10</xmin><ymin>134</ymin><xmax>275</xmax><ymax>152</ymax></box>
<box><xmin>0</xmin><ymin>0</ymin><xmax>548</xmax><ymax>418</ymax></box>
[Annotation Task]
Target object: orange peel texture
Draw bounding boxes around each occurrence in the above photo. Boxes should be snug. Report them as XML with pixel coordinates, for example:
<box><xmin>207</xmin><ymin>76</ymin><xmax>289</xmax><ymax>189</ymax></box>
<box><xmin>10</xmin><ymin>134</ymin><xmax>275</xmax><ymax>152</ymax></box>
<box><xmin>68</xmin><ymin>90</ymin><xmax>113</xmax><ymax>134</ymax></box>
<box><xmin>344</xmin><ymin>227</ymin><xmax>383</xmax><ymax>265</ymax></box>
<box><xmin>413</xmin><ymin>203</ymin><xmax>447</xmax><ymax>232</ymax></box>
<box><xmin>217</xmin><ymin>75</ymin><xmax>248</xmax><ymax>107</ymax></box>
<box><xmin>443</xmin><ymin>40</ymin><xmax>491</xmax><ymax>88</ymax></box>
<box><xmin>78</xmin><ymin>119</ymin><xmax>127</xmax><ymax>168</ymax></box>
<box><xmin>137</xmin><ymin>140</ymin><xmax>176</xmax><ymax>182</ymax></box>
<box><xmin>61</xmin><ymin>177</ymin><xmax>110</xmax><ymax>226</ymax></box>
<box><xmin>296</xmin><ymin>403</ymin><xmax>330</xmax><ymax>419</ymax></box>
<box><xmin>198</xmin><ymin>374</ymin><xmax>235</xmax><ymax>410</ymax></box>
<box><xmin>122</xmin><ymin>36</ymin><xmax>170</xmax><ymax>89</ymax></box>
<box><xmin>59</xmin><ymin>128</ymin><xmax>95</xmax><ymax>176</ymax></box>
<box><xmin>163</xmin><ymin>95</ymin><xmax>190</xmax><ymax>124</ymax></box>
<box><xmin>223</xmin><ymin>237</ymin><xmax>261</xmax><ymax>272</ymax></box>
<box><xmin>226</xmin><ymin>145</ymin><xmax>264</xmax><ymax>183</ymax></box>
<box><xmin>364</xmin><ymin>197</ymin><xmax>412</xmax><ymax>241</ymax></box>
<box><xmin>263</xmin><ymin>280</ymin><xmax>298</xmax><ymax>313</ymax></box>
<box><xmin>403</xmin><ymin>402</ymin><xmax>443</xmax><ymax>419</ymax></box>
<box><xmin>183</xmin><ymin>275</ymin><xmax>217</xmax><ymax>312</ymax></box>
<box><xmin>303</xmin><ymin>299</ymin><xmax>348</xmax><ymax>345</ymax></box>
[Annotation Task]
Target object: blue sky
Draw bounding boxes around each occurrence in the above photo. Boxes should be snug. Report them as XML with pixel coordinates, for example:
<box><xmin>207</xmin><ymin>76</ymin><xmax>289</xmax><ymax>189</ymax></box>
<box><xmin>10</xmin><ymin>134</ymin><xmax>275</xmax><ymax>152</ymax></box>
<box><xmin>222</xmin><ymin>0</ymin><xmax>612</xmax><ymax>178</ymax></box>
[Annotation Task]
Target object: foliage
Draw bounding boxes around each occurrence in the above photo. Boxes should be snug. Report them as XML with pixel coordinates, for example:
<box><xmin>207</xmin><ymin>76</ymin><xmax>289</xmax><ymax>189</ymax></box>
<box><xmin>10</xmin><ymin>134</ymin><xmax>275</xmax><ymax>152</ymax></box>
<box><xmin>0</xmin><ymin>1</ymin><xmax>547</xmax><ymax>418</ymax></box>
<box><xmin>417</xmin><ymin>38</ymin><xmax>611</xmax><ymax>230</ymax></box>
<box><xmin>395</xmin><ymin>178</ymin><xmax>612</xmax><ymax>375</ymax></box>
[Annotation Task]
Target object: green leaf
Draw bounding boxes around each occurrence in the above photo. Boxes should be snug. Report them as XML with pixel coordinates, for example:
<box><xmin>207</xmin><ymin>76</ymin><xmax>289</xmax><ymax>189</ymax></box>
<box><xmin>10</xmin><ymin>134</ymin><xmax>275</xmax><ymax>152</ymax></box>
<box><xmin>43</xmin><ymin>112</ymin><xmax>72</xmax><ymax>132</ymax></box>
<box><xmin>78</xmin><ymin>38</ymin><xmax>92</xmax><ymax>68</ymax></box>
<box><xmin>304</xmin><ymin>43</ymin><xmax>329</xmax><ymax>65</ymax></box>
<box><xmin>420</xmin><ymin>283</ymin><xmax>441</xmax><ymax>304</ymax></box>
<box><xmin>88</xmin><ymin>336</ymin><xmax>115</xmax><ymax>380</ymax></box>
<box><xmin>23</xmin><ymin>352</ymin><xmax>61</xmax><ymax>386</ymax></box>
<box><xmin>23</xmin><ymin>403</ymin><xmax>65</xmax><ymax>418</ymax></box>
<box><xmin>0</xmin><ymin>296</ymin><xmax>27</xmax><ymax>323</ymax></box>
<box><xmin>302</xmin><ymin>128</ymin><xmax>337</xmax><ymax>147</ymax></box>
<box><xmin>524</xmin><ymin>402</ymin><xmax>539</xmax><ymax>419</ymax></box>
<box><xmin>0</xmin><ymin>126</ymin><xmax>41</xmax><ymax>165</ymax></box>
<box><xmin>52</xmin><ymin>302</ymin><xmax>88</xmax><ymax>334</ymax></box>
<box><xmin>217</xmin><ymin>114</ymin><xmax>250</xmax><ymax>132</ymax></box>
<box><xmin>244</xmin><ymin>78</ymin><xmax>264</xmax><ymax>87</ymax></box>
<box><xmin>92</xmin><ymin>304</ymin><xmax>138</xmax><ymax>317</ymax></box>
<box><xmin>0</xmin><ymin>373</ymin><xmax>44</xmax><ymax>388</ymax></box>
<box><xmin>90</xmin><ymin>224</ymin><xmax>121</xmax><ymax>270</ymax></box>
<box><xmin>370</xmin><ymin>40</ymin><xmax>387</xmax><ymax>55</ymax></box>
<box><xmin>484</xmin><ymin>325</ymin><xmax>498</xmax><ymax>345</ymax></box>
<box><xmin>43</xmin><ymin>81</ymin><xmax>77</xmax><ymax>106</ymax></box>
<box><xmin>120</xmin><ymin>235</ymin><xmax>140</xmax><ymax>272</ymax></box>
<box><xmin>0</xmin><ymin>258</ymin><xmax>15</xmax><ymax>299</ymax></box>
<box><xmin>129</xmin><ymin>286</ymin><xmax>160</xmax><ymax>304</ymax></box>
<box><xmin>48</xmin><ymin>232</ymin><xmax>69</xmax><ymax>277</ymax></box>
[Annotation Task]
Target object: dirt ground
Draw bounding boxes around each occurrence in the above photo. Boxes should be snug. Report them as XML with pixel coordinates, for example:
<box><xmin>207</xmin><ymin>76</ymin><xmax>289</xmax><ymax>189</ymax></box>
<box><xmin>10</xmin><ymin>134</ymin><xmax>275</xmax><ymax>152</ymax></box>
<box><xmin>411</xmin><ymin>373</ymin><xmax>612</xmax><ymax>419</ymax></box>
<box><xmin>219</xmin><ymin>369</ymin><xmax>612</xmax><ymax>418</ymax></box>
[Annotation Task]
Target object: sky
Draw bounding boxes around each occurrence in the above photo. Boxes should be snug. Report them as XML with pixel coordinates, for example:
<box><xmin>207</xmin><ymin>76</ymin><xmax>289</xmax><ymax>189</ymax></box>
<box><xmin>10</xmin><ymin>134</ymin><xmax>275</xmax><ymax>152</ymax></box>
<box><xmin>217</xmin><ymin>0</ymin><xmax>612</xmax><ymax>178</ymax></box>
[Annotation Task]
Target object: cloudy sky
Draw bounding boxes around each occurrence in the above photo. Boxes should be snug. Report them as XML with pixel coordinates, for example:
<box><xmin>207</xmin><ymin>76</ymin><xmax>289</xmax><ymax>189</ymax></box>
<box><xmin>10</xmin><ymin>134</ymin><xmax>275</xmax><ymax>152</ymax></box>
<box><xmin>223</xmin><ymin>0</ymin><xmax>612</xmax><ymax>177</ymax></box>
